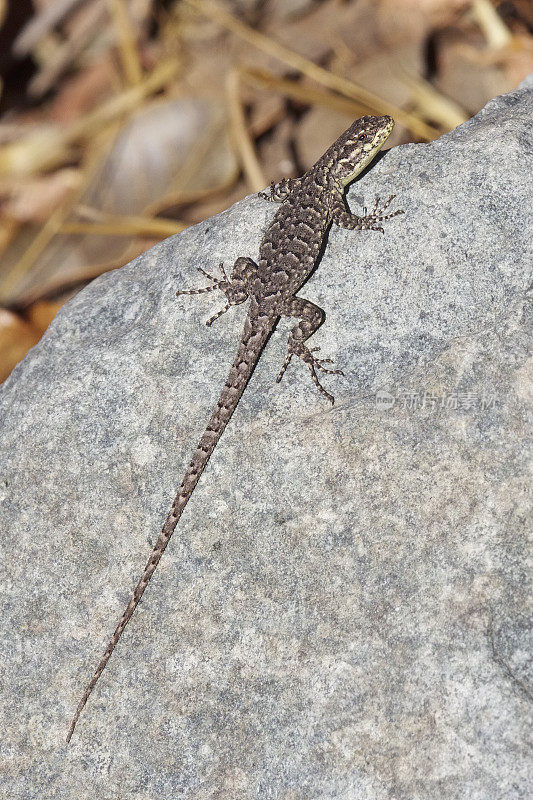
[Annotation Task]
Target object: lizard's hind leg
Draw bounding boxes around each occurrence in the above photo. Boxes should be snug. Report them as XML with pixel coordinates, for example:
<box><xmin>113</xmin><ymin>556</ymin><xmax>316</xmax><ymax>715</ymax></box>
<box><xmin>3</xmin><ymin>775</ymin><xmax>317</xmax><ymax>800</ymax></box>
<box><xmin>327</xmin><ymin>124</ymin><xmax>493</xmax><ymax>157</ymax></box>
<box><xmin>277</xmin><ymin>297</ymin><xmax>344</xmax><ymax>404</ymax></box>
<box><xmin>176</xmin><ymin>257</ymin><xmax>258</xmax><ymax>327</ymax></box>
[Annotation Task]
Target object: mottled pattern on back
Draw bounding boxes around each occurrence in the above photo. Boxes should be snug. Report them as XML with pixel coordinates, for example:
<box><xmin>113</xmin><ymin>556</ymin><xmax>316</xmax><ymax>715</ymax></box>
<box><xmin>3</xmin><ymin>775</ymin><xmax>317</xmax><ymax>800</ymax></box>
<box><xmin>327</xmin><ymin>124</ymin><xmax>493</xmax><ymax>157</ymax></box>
<box><xmin>258</xmin><ymin>184</ymin><xmax>330</xmax><ymax>299</ymax></box>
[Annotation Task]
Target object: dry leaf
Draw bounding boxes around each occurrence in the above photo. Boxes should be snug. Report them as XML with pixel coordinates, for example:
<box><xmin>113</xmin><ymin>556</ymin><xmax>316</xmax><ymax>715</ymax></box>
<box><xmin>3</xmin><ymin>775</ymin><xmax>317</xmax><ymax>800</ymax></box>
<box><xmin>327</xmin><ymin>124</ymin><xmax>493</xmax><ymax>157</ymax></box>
<box><xmin>25</xmin><ymin>299</ymin><xmax>64</xmax><ymax>334</ymax></box>
<box><xmin>1</xmin><ymin>169</ymin><xmax>81</xmax><ymax>223</ymax></box>
<box><xmin>0</xmin><ymin>308</ymin><xmax>40</xmax><ymax>383</ymax></box>
<box><xmin>50</xmin><ymin>58</ymin><xmax>119</xmax><ymax>124</ymax></box>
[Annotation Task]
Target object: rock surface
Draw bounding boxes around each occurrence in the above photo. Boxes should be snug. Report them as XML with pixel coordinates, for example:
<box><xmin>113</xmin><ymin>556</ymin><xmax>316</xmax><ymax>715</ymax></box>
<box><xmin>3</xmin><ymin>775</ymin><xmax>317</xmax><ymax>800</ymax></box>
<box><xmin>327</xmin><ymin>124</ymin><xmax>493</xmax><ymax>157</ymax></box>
<box><xmin>0</xmin><ymin>78</ymin><xmax>531</xmax><ymax>800</ymax></box>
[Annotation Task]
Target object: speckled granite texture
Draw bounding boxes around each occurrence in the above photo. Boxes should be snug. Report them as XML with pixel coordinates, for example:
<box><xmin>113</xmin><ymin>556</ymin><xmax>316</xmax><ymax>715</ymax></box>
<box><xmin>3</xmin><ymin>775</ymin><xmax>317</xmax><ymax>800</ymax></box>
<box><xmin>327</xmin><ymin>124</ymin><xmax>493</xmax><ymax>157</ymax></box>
<box><xmin>0</xmin><ymin>77</ymin><xmax>531</xmax><ymax>799</ymax></box>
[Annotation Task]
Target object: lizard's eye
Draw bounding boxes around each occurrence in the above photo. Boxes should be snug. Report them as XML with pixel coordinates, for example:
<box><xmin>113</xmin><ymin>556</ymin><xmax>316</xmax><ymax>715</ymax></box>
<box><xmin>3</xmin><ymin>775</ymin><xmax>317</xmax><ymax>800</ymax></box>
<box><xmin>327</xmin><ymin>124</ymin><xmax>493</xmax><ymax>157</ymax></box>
<box><xmin>358</xmin><ymin>133</ymin><xmax>367</xmax><ymax>141</ymax></box>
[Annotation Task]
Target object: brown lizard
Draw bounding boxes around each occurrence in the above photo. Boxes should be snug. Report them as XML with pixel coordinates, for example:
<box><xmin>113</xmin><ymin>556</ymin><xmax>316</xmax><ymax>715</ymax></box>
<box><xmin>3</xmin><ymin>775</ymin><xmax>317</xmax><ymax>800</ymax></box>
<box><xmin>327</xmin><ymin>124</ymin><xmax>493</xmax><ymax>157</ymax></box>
<box><xmin>67</xmin><ymin>114</ymin><xmax>403</xmax><ymax>742</ymax></box>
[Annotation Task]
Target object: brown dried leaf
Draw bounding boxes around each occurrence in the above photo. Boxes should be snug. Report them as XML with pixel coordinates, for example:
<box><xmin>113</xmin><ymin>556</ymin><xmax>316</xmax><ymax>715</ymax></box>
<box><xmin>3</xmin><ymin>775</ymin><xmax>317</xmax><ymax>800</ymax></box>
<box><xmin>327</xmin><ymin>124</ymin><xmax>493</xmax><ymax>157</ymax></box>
<box><xmin>50</xmin><ymin>59</ymin><xmax>119</xmax><ymax>124</ymax></box>
<box><xmin>25</xmin><ymin>299</ymin><xmax>64</xmax><ymax>334</ymax></box>
<box><xmin>1</xmin><ymin>169</ymin><xmax>81</xmax><ymax>223</ymax></box>
<box><xmin>503</xmin><ymin>37</ymin><xmax>533</xmax><ymax>87</ymax></box>
<box><xmin>0</xmin><ymin>308</ymin><xmax>40</xmax><ymax>384</ymax></box>
<box><xmin>436</xmin><ymin>36</ymin><xmax>511</xmax><ymax>114</ymax></box>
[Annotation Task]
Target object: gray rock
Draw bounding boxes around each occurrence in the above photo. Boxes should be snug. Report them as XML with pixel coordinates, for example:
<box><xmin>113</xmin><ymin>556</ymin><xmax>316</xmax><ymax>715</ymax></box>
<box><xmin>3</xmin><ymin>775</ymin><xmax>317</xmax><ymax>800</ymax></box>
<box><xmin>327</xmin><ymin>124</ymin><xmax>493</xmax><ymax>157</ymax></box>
<box><xmin>1</xmin><ymin>77</ymin><xmax>531</xmax><ymax>800</ymax></box>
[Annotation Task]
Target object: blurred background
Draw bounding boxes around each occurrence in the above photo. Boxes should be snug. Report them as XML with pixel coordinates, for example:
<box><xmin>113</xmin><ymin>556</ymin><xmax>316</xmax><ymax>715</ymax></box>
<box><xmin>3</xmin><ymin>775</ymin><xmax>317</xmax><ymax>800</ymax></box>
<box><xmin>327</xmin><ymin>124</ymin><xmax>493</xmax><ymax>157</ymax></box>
<box><xmin>0</xmin><ymin>0</ymin><xmax>531</xmax><ymax>382</ymax></box>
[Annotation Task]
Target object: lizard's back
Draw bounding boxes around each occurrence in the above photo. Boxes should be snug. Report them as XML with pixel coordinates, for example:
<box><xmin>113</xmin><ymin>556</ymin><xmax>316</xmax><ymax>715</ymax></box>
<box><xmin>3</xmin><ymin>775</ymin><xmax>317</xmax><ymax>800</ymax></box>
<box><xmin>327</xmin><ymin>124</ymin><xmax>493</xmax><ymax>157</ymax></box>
<box><xmin>257</xmin><ymin>179</ymin><xmax>330</xmax><ymax>301</ymax></box>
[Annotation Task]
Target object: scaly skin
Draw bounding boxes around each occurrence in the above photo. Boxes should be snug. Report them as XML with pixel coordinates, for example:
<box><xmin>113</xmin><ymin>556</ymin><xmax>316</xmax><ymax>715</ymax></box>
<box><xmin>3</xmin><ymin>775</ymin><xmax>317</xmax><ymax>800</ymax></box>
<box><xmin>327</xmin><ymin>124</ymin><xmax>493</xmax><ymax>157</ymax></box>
<box><xmin>67</xmin><ymin>115</ymin><xmax>403</xmax><ymax>743</ymax></box>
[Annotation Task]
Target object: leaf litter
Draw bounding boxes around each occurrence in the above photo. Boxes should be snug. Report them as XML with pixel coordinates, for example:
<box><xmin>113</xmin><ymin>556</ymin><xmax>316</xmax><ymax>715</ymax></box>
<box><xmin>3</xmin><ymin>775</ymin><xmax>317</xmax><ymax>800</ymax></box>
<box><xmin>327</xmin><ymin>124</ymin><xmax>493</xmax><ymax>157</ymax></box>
<box><xmin>0</xmin><ymin>0</ymin><xmax>531</xmax><ymax>380</ymax></box>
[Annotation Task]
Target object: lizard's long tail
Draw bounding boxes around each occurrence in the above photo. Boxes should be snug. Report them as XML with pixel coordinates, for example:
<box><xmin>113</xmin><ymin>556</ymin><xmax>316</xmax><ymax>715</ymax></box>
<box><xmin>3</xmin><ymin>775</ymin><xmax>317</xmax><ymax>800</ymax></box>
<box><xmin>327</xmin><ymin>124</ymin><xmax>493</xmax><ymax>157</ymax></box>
<box><xmin>67</xmin><ymin>313</ymin><xmax>274</xmax><ymax>743</ymax></box>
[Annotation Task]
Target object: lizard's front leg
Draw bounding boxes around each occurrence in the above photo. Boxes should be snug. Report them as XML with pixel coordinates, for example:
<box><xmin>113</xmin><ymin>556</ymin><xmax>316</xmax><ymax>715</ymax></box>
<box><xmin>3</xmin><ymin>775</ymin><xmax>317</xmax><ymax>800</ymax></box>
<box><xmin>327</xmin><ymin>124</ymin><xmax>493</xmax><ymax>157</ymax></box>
<box><xmin>258</xmin><ymin>178</ymin><xmax>300</xmax><ymax>202</ymax></box>
<box><xmin>176</xmin><ymin>257</ymin><xmax>258</xmax><ymax>326</ymax></box>
<box><xmin>276</xmin><ymin>296</ymin><xmax>343</xmax><ymax>404</ymax></box>
<box><xmin>331</xmin><ymin>194</ymin><xmax>403</xmax><ymax>233</ymax></box>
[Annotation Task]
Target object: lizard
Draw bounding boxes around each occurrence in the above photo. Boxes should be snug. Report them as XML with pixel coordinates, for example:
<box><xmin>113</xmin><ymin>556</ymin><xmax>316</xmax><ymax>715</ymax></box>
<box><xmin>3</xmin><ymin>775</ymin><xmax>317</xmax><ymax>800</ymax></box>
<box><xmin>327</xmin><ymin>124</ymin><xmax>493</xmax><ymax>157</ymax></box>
<box><xmin>66</xmin><ymin>114</ymin><xmax>403</xmax><ymax>743</ymax></box>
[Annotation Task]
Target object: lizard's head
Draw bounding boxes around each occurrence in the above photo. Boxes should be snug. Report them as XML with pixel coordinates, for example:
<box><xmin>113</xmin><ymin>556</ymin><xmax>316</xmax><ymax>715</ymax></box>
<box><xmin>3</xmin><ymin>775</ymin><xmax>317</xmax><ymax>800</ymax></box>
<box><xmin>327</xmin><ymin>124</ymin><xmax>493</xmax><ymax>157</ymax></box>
<box><xmin>326</xmin><ymin>115</ymin><xmax>395</xmax><ymax>188</ymax></box>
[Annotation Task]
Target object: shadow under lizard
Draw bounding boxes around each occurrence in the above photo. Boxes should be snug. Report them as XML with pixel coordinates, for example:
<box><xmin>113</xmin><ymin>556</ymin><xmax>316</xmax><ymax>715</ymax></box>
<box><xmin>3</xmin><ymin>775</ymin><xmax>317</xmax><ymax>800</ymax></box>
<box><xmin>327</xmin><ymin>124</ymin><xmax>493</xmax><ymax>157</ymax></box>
<box><xmin>67</xmin><ymin>114</ymin><xmax>403</xmax><ymax>742</ymax></box>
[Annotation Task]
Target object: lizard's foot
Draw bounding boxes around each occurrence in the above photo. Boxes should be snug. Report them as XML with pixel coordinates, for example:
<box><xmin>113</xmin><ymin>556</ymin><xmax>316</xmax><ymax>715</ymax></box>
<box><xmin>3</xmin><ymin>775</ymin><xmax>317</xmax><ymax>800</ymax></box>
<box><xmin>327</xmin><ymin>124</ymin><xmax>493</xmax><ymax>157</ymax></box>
<box><xmin>258</xmin><ymin>181</ymin><xmax>277</xmax><ymax>202</ymax></box>
<box><xmin>176</xmin><ymin>263</ymin><xmax>249</xmax><ymax>326</ymax></box>
<box><xmin>258</xmin><ymin>178</ymin><xmax>298</xmax><ymax>203</ymax></box>
<box><xmin>277</xmin><ymin>345</ymin><xmax>344</xmax><ymax>404</ymax></box>
<box><xmin>176</xmin><ymin>265</ymin><xmax>223</xmax><ymax>296</ymax></box>
<box><xmin>361</xmin><ymin>194</ymin><xmax>404</xmax><ymax>233</ymax></box>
